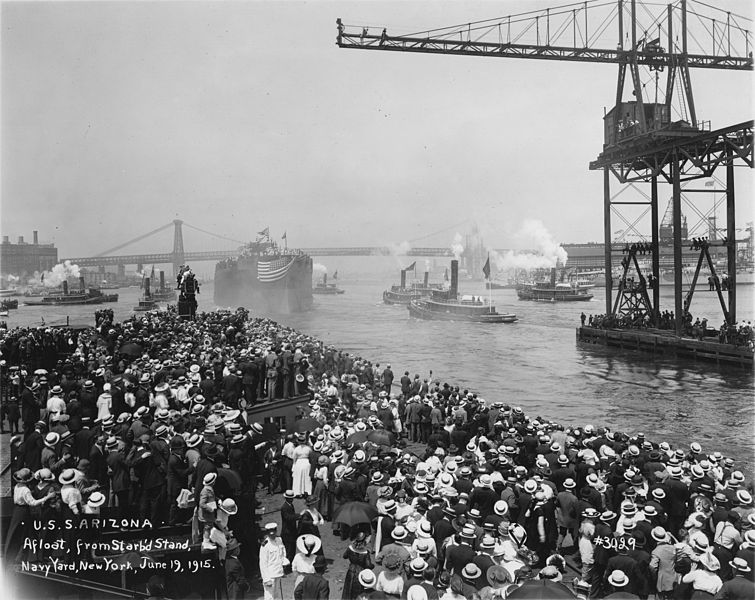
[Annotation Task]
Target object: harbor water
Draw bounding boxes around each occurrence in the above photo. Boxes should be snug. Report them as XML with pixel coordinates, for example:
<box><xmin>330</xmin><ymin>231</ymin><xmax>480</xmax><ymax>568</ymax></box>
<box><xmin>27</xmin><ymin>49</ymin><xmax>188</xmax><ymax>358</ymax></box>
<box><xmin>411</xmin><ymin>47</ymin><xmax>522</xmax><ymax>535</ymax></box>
<box><xmin>4</xmin><ymin>280</ymin><xmax>754</xmax><ymax>472</ymax></box>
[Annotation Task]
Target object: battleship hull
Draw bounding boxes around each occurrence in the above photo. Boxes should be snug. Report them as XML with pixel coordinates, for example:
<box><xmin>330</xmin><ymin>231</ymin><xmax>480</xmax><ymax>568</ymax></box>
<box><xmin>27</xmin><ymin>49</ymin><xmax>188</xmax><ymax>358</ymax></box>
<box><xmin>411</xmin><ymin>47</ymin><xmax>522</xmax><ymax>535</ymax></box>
<box><xmin>214</xmin><ymin>254</ymin><xmax>313</xmax><ymax>313</ymax></box>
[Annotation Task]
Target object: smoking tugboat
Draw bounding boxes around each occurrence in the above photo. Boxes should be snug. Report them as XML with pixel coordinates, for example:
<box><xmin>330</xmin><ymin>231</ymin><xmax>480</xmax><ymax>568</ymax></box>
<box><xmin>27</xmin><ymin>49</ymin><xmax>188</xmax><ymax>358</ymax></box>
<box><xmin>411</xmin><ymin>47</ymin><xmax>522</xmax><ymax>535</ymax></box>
<box><xmin>408</xmin><ymin>260</ymin><xmax>518</xmax><ymax>323</ymax></box>
<box><xmin>133</xmin><ymin>277</ymin><xmax>159</xmax><ymax>312</ymax></box>
<box><xmin>517</xmin><ymin>267</ymin><xmax>594</xmax><ymax>302</ymax></box>
<box><xmin>383</xmin><ymin>265</ymin><xmax>442</xmax><ymax>304</ymax></box>
<box><xmin>313</xmin><ymin>272</ymin><xmax>345</xmax><ymax>295</ymax></box>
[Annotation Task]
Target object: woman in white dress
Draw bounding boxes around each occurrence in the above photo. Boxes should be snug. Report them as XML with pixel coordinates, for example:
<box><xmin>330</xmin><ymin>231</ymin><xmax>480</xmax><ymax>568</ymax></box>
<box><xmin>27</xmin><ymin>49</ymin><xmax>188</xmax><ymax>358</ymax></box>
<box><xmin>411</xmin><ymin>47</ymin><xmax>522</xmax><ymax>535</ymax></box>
<box><xmin>291</xmin><ymin>440</ymin><xmax>313</xmax><ymax>497</ymax></box>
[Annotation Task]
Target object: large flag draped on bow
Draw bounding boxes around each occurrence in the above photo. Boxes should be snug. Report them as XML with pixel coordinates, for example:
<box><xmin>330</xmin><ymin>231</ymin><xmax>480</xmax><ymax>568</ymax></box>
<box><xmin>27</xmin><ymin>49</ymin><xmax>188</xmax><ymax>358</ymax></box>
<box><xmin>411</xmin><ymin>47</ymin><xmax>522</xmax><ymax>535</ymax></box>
<box><xmin>257</xmin><ymin>256</ymin><xmax>295</xmax><ymax>282</ymax></box>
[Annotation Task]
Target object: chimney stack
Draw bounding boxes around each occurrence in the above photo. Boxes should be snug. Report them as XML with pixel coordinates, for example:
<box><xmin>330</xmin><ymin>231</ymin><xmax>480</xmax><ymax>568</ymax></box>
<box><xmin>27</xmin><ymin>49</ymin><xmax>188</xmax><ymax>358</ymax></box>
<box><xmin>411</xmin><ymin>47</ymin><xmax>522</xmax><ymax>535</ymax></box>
<box><xmin>423</xmin><ymin>272</ymin><xmax>429</xmax><ymax>287</ymax></box>
<box><xmin>550</xmin><ymin>267</ymin><xmax>557</xmax><ymax>288</ymax></box>
<box><xmin>450</xmin><ymin>260</ymin><xmax>459</xmax><ymax>297</ymax></box>
<box><xmin>18</xmin><ymin>236</ymin><xmax>24</xmax><ymax>244</ymax></box>
<box><xmin>33</xmin><ymin>231</ymin><xmax>39</xmax><ymax>245</ymax></box>
<box><xmin>400</xmin><ymin>269</ymin><xmax>407</xmax><ymax>289</ymax></box>
<box><xmin>79</xmin><ymin>276</ymin><xmax>86</xmax><ymax>292</ymax></box>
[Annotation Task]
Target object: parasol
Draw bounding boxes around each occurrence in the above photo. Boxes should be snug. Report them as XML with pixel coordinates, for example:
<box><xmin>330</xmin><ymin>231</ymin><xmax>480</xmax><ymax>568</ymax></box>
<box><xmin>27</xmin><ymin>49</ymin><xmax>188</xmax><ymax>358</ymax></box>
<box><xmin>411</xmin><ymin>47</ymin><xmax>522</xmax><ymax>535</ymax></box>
<box><xmin>367</xmin><ymin>430</ymin><xmax>395</xmax><ymax>446</ymax></box>
<box><xmin>118</xmin><ymin>342</ymin><xmax>144</xmax><ymax>357</ymax></box>
<box><xmin>506</xmin><ymin>580</ymin><xmax>577</xmax><ymax>599</ymax></box>
<box><xmin>291</xmin><ymin>418</ymin><xmax>320</xmax><ymax>433</ymax></box>
<box><xmin>333</xmin><ymin>502</ymin><xmax>378</xmax><ymax>527</ymax></box>
<box><xmin>346</xmin><ymin>431</ymin><xmax>369</xmax><ymax>445</ymax></box>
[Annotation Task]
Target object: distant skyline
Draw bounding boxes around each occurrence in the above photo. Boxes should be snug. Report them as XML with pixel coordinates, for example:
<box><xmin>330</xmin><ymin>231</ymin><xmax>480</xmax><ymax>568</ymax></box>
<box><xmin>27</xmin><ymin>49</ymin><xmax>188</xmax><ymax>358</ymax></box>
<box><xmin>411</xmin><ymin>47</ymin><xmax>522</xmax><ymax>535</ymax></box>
<box><xmin>2</xmin><ymin>1</ymin><xmax>753</xmax><ymax>260</ymax></box>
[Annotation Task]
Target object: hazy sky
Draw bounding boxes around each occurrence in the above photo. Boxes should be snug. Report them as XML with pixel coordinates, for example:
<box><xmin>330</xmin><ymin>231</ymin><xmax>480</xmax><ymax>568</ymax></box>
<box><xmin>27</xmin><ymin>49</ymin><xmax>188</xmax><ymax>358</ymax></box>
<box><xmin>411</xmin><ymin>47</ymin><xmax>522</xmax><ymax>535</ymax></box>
<box><xmin>2</xmin><ymin>0</ymin><xmax>753</xmax><ymax>259</ymax></box>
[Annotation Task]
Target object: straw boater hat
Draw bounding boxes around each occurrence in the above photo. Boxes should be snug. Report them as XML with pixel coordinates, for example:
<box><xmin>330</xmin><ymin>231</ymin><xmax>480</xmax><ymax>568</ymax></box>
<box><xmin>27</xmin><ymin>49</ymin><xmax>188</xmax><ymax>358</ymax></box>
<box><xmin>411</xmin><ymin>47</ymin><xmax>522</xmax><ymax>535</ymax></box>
<box><xmin>59</xmin><ymin>468</ymin><xmax>78</xmax><ymax>485</ymax></box>
<box><xmin>730</xmin><ymin>557</ymin><xmax>751</xmax><ymax>573</ymax></box>
<box><xmin>87</xmin><ymin>491</ymin><xmax>107</xmax><ymax>509</ymax></box>
<box><xmin>608</xmin><ymin>570</ymin><xmax>629</xmax><ymax>588</ymax></box>
<box><xmin>13</xmin><ymin>468</ymin><xmax>33</xmax><ymax>483</ymax></box>
<box><xmin>203</xmin><ymin>473</ymin><xmax>217</xmax><ymax>486</ymax></box>
<box><xmin>44</xmin><ymin>432</ymin><xmax>60</xmax><ymax>448</ymax></box>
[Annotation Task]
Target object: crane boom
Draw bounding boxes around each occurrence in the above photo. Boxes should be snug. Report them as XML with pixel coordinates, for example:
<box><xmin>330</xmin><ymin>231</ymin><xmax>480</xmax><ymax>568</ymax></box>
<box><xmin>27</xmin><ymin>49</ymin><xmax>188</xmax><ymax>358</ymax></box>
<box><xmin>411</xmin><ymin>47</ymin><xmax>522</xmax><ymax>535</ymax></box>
<box><xmin>336</xmin><ymin>29</ymin><xmax>752</xmax><ymax>71</ymax></box>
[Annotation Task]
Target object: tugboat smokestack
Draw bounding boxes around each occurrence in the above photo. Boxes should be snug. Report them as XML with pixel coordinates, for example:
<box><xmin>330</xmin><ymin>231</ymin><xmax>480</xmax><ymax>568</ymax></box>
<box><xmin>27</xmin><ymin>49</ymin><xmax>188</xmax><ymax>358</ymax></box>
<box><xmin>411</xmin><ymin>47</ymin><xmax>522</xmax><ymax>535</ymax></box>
<box><xmin>400</xmin><ymin>269</ymin><xmax>407</xmax><ymax>289</ymax></box>
<box><xmin>450</xmin><ymin>260</ymin><xmax>459</xmax><ymax>297</ymax></box>
<box><xmin>424</xmin><ymin>272</ymin><xmax>429</xmax><ymax>287</ymax></box>
<box><xmin>79</xmin><ymin>276</ymin><xmax>86</xmax><ymax>292</ymax></box>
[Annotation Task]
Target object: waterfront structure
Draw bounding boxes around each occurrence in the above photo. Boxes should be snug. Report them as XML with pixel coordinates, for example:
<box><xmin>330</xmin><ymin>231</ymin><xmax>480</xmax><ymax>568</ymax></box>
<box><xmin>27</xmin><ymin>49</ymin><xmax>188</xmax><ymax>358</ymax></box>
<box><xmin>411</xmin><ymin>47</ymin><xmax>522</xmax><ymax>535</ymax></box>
<box><xmin>0</xmin><ymin>231</ymin><xmax>57</xmax><ymax>279</ymax></box>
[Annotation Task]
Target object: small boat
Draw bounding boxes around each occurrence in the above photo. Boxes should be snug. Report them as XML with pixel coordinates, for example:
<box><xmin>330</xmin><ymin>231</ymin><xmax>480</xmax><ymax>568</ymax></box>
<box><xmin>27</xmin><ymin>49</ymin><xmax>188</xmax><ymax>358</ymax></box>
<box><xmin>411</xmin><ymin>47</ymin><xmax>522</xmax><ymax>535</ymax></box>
<box><xmin>24</xmin><ymin>278</ymin><xmax>118</xmax><ymax>306</ymax></box>
<box><xmin>313</xmin><ymin>273</ymin><xmax>345</xmax><ymax>295</ymax></box>
<box><xmin>408</xmin><ymin>260</ymin><xmax>517</xmax><ymax>323</ymax></box>
<box><xmin>517</xmin><ymin>268</ymin><xmax>594</xmax><ymax>302</ymax></box>
<box><xmin>383</xmin><ymin>267</ymin><xmax>440</xmax><ymax>305</ymax></box>
<box><xmin>0</xmin><ymin>309</ymin><xmax>8</xmax><ymax>318</ymax></box>
<box><xmin>1</xmin><ymin>298</ymin><xmax>18</xmax><ymax>310</ymax></box>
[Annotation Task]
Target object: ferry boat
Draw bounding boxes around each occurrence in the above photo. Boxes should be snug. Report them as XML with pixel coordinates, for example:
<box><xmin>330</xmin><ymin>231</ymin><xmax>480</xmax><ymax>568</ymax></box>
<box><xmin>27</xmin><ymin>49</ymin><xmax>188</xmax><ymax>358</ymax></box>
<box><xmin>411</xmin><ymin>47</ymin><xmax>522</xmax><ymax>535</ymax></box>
<box><xmin>408</xmin><ymin>260</ymin><xmax>518</xmax><ymax>323</ymax></box>
<box><xmin>134</xmin><ymin>277</ymin><xmax>160</xmax><ymax>311</ymax></box>
<box><xmin>23</xmin><ymin>278</ymin><xmax>119</xmax><ymax>306</ymax></box>
<box><xmin>0</xmin><ymin>298</ymin><xmax>18</xmax><ymax>310</ymax></box>
<box><xmin>517</xmin><ymin>268</ymin><xmax>594</xmax><ymax>302</ymax></box>
<box><xmin>214</xmin><ymin>229</ymin><xmax>313</xmax><ymax>313</ymax></box>
<box><xmin>313</xmin><ymin>273</ymin><xmax>345</xmax><ymax>295</ymax></box>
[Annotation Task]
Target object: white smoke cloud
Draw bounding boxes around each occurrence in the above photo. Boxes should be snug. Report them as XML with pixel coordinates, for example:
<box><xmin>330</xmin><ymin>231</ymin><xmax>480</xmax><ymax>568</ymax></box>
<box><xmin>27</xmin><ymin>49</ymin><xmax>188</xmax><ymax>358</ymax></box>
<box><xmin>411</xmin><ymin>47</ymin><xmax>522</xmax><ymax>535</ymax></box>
<box><xmin>6</xmin><ymin>274</ymin><xmax>19</xmax><ymax>283</ymax></box>
<box><xmin>450</xmin><ymin>233</ymin><xmax>464</xmax><ymax>260</ymax></box>
<box><xmin>38</xmin><ymin>260</ymin><xmax>82</xmax><ymax>288</ymax></box>
<box><xmin>490</xmin><ymin>220</ymin><xmax>568</xmax><ymax>272</ymax></box>
<box><xmin>386</xmin><ymin>241</ymin><xmax>412</xmax><ymax>256</ymax></box>
<box><xmin>424</xmin><ymin>259</ymin><xmax>432</xmax><ymax>273</ymax></box>
<box><xmin>313</xmin><ymin>263</ymin><xmax>328</xmax><ymax>276</ymax></box>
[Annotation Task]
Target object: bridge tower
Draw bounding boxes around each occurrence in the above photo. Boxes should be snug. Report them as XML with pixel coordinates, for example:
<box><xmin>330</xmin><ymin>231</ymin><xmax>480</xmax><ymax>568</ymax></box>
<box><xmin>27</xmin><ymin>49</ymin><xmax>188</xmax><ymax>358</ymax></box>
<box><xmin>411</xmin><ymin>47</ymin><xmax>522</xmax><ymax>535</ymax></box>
<box><xmin>172</xmin><ymin>220</ymin><xmax>185</xmax><ymax>277</ymax></box>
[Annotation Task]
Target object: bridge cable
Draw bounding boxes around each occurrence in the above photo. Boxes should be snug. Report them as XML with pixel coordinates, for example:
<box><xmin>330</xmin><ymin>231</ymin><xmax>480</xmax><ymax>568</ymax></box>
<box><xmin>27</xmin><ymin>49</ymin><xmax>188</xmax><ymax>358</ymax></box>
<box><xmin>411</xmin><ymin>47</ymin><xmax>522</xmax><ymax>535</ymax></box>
<box><xmin>182</xmin><ymin>223</ymin><xmax>246</xmax><ymax>245</ymax></box>
<box><xmin>94</xmin><ymin>222</ymin><xmax>175</xmax><ymax>257</ymax></box>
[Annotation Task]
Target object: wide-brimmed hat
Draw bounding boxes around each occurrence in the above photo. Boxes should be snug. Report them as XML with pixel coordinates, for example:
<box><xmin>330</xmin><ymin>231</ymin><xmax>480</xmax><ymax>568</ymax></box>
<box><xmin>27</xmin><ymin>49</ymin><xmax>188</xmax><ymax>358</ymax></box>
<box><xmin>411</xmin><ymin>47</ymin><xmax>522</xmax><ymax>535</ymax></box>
<box><xmin>690</xmin><ymin>534</ymin><xmax>710</xmax><ymax>553</ymax></box>
<box><xmin>460</xmin><ymin>524</ymin><xmax>477</xmax><ymax>539</ymax></box>
<box><xmin>487</xmin><ymin>565</ymin><xmax>510</xmax><ymax>587</ymax></box>
<box><xmin>13</xmin><ymin>468</ymin><xmax>33</xmax><ymax>483</ymax></box>
<box><xmin>219</xmin><ymin>498</ymin><xmax>238</xmax><ymax>515</ymax></box>
<box><xmin>698</xmin><ymin>551</ymin><xmax>720</xmax><ymax>571</ymax></box>
<box><xmin>391</xmin><ymin>526</ymin><xmax>408</xmax><ymax>541</ymax></box>
<box><xmin>296</xmin><ymin>534</ymin><xmax>322</xmax><ymax>555</ymax></box>
<box><xmin>35</xmin><ymin>468</ymin><xmax>55</xmax><ymax>482</ymax></box>
<box><xmin>563</xmin><ymin>478</ymin><xmax>576</xmax><ymax>490</ymax></box>
<box><xmin>494</xmin><ymin>500</ymin><xmax>509</xmax><ymax>516</ymax></box>
<box><xmin>409</xmin><ymin>557</ymin><xmax>427</xmax><ymax>575</ymax></box>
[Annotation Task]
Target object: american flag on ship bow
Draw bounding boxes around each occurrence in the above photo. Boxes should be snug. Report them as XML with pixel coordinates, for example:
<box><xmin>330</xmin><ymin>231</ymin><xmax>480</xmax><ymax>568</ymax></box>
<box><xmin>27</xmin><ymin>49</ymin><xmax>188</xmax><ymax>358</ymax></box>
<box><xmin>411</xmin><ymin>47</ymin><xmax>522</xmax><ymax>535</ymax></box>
<box><xmin>257</xmin><ymin>256</ymin><xmax>296</xmax><ymax>282</ymax></box>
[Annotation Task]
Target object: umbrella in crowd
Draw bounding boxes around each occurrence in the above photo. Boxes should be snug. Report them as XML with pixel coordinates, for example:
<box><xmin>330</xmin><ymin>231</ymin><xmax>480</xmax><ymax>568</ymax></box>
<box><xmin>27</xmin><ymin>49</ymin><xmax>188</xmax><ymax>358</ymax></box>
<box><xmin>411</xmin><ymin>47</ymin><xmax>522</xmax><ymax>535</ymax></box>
<box><xmin>118</xmin><ymin>342</ymin><xmax>143</xmax><ymax>357</ymax></box>
<box><xmin>292</xmin><ymin>418</ymin><xmax>320</xmax><ymax>433</ymax></box>
<box><xmin>345</xmin><ymin>430</ymin><xmax>369</xmax><ymax>445</ymax></box>
<box><xmin>332</xmin><ymin>502</ymin><xmax>378</xmax><ymax>527</ymax></box>
<box><xmin>507</xmin><ymin>580</ymin><xmax>576</xmax><ymax>599</ymax></box>
<box><xmin>366</xmin><ymin>430</ymin><xmax>395</xmax><ymax>446</ymax></box>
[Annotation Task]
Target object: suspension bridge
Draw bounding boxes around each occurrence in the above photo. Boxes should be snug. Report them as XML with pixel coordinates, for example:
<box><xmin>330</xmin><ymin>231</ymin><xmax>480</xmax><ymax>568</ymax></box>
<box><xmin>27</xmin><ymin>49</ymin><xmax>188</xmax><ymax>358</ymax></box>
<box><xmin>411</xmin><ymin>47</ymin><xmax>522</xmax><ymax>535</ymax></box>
<box><xmin>61</xmin><ymin>219</ymin><xmax>466</xmax><ymax>275</ymax></box>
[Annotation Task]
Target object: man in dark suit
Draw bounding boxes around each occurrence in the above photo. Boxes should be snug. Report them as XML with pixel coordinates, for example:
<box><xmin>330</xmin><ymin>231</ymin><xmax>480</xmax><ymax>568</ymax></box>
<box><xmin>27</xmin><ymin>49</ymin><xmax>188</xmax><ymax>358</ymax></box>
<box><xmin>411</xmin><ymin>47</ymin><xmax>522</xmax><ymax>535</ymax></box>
<box><xmin>294</xmin><ymin>555</ymin><xmax>329</xmax><ymax>600</ymax></box>
<box><xmin>225</xmin><ymin>538</ymin><xmax>249</xmax><ymax>600</ymax></box>
<box><xmin>280</xmin><ymin>490</ymin><xmax>299</xmax><ymax>562</ymax></box>
<box><xmin>21</xmin><ymin>381</ymin><xmax>42</xmax><ymax>437</ymax></box>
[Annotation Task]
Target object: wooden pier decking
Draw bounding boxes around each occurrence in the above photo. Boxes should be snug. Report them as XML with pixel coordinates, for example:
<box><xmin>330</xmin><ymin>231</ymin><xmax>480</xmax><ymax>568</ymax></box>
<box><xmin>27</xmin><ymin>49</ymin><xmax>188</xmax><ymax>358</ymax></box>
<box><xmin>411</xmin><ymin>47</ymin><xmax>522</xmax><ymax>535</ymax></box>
<box><xmin>577</xmin><ymin>326</ymin><xmax>754</xmax><ymax>368</ymax></box>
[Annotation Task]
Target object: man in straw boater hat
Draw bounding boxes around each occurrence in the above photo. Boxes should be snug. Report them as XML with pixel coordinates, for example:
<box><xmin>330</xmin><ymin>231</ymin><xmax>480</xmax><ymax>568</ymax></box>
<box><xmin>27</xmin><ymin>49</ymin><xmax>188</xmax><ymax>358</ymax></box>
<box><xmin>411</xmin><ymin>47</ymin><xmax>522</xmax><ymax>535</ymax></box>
<box><xmin>716</xmin><ymin>557</ymin><xmax>754</xmax><ymax>599</ymax></box>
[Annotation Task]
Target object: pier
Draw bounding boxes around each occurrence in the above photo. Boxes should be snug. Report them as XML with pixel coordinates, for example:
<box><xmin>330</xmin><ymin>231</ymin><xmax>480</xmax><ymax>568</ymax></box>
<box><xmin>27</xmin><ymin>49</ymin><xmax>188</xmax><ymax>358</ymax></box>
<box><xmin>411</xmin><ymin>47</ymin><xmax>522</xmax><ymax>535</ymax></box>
<box><xmin>577</xmin><ymin>325</ymin><xmax>754</xmax><ymax>368</ymax></box>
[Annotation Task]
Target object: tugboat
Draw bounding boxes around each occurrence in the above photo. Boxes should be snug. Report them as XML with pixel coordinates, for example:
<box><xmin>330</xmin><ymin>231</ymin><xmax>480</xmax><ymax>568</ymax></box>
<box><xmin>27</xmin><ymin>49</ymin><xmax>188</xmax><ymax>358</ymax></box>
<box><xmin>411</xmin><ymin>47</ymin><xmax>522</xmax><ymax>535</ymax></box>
<box><xmin>383</xmin><ymin>266</ymin><xmax>441</xmax><ymax>305</ymax></box>
<box><xmin>151</xmin><ymin>270</ymin><xmax>177</xmax><ymax>301</ymax></box>
<box><xmin>1</xmin><ymin>298</ymin><xmax>18</xmax><ymax>310</ymax></box>
<box><xmin>517</xmin><ymin>268</ymin><xmax>594</xmax><ymax>302</ymax></box>
<box><xmin>313</xmin><ymin>272</ymin><xmax>345</xmax><ymax>295</ymax></box>
<box><xmin>408</xmin><ymin>260</ymin><xmax>518</xmax><ymax>323</ymax></box>
<box><xmin>133</xmin><ymin>277</ymin><xmax>159</xmax><ymax>312</ymax></box>
<box><xmin>23</xmin><ymin>278</ymin><xmax>119</xmax><ymax>306</ymax></box>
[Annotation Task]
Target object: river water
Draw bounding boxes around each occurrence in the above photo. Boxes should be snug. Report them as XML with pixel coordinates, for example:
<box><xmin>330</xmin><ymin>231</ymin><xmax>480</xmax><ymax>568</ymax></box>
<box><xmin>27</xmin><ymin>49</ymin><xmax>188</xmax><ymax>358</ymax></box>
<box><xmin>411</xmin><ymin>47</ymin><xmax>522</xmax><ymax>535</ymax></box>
<box><xmin>4</xmin><ymin>279</ymin><xmax>754</xmax><ymax>473</ymax></box>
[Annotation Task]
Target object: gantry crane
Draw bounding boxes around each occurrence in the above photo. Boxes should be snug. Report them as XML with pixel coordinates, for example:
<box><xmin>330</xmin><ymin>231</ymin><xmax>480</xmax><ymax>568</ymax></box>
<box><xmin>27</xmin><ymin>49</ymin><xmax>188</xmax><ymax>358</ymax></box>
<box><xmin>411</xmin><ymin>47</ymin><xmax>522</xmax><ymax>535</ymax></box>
<box><xmin>336</xmin><ymin>0</ymin><xmax>753</xmax><ymax>334</ymax></box>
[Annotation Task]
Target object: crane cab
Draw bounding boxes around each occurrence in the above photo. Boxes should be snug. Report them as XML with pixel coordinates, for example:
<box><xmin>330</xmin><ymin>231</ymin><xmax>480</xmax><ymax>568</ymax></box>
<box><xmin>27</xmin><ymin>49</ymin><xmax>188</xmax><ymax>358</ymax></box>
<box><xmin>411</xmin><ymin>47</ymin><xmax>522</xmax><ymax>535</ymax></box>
<box><xmin>603</xmin><ymin>101</ymin><xmax>702</xmax><ymax>148</ymax></box>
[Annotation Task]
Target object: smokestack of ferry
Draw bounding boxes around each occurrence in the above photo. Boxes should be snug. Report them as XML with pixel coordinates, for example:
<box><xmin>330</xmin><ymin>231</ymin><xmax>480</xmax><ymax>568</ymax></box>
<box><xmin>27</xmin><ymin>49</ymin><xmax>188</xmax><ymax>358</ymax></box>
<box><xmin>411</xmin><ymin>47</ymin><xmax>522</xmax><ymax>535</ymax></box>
<box><xmin>145</xmin><ymin>277</ymin><xmax>151</xmax><ymax>297</ymax></box>
<box><xmin>423</xmin><ymin>272</ymin><xmax>429</xmax><ymax>287</ymax></box>
<box><xmin>62</xmin><ymin>281</ymin><xmax>69</xmax><ymax>295</ymax></box>
<box><xmin>160</xmin><ymin>270</ymin><xmax>165</xmax><ymax>292</ymax></box>
<box><xmin>550</xmin><ymin>267</ymin><xmax>557</xmax><ymax>288</ymax></box>
<box><xmin>400</xmin><ymin>269</ymin><xmax>407</xmax><ymax>289</ymax></box>
<box><xmin>79</xmin><ymin>277</ymin><xmax>86</xmax><ymax>292</ymax></box>
<box><xmin>450</xmin><ymin>260</ymin><xmax>459</xmax><ymax>297</ymax></box>
<box><xmin>33</xmin><ymin>231</ymin><xmax>39</xmax><ymax>245</ymax></box>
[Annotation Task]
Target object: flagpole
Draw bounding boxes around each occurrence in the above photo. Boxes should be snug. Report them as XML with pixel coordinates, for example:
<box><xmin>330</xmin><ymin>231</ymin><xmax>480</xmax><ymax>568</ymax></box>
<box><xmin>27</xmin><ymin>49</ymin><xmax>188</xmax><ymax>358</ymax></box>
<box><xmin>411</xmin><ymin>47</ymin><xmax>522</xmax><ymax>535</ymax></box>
<box><xmin>487</xmin><ymin>254</ymin><xmax>492</xmax><ymax>313</ymax></box>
